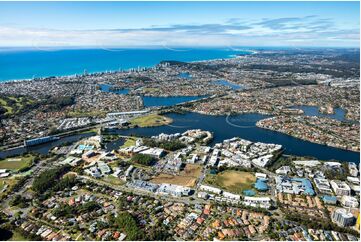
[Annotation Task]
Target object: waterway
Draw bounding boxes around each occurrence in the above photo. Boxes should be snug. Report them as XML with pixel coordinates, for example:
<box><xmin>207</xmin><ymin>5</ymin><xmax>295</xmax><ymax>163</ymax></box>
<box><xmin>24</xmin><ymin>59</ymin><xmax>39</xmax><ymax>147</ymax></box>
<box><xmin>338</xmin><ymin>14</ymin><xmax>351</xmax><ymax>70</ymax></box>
<box><xmin>143</xmin><ymin>96</ymin><xmax>206</xmax><ymax>107</ymax></box>
<box><xmin>108</xmin><ymin>112</ymin><xmax>360</xmax><ymax>164</ymax></box>
<box><xmin>98</xmin><ymin>84</ymin><xmax>129</xmax><ymax>95</ymax></box>
<box><xmin>291</xmin><ymin>105</ymin><xmax>348</xmax><ymax>122</ymax></box>
<box><xmin>212</xmin><ymin>80</ymin><xmax>244</xmax><ymax>90</ymax></box>
<box><xmin>104</xmin><ymin>138</ymin><xmax>125</xmax><ymax>152</ymax></box>
<box><xmin>1</xmin><ymin>112</ymin><xmax>359</xmax><ymax>163</ymax></box>
<box><xmin>99</xmin><ymin>84</ymin><xmax>206</xmax><ymax>107</ymax></box>
<box><xmin>178</xmin><ymin>72</ymin><xmax>192</xmax><ymax>79</ymax></box>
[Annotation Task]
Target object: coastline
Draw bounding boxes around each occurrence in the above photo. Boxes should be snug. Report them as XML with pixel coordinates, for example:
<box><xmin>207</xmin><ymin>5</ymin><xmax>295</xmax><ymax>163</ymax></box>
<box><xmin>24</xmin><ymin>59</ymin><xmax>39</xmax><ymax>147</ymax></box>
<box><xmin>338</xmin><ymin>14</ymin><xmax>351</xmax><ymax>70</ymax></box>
<box><xmin>0</xmin><ymin>48</ymin><xmax>253</xmax><ymax>83</ymax></box>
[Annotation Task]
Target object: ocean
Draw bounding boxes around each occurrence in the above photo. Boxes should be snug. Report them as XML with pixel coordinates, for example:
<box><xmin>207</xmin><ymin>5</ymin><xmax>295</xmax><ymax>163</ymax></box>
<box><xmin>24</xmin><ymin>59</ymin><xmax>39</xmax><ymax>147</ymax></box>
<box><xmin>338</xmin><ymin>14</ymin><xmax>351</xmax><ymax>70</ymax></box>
<box><xmin>0</xmin><ymin>48</ymin><xmax>249</xmax><ymax>81</ymax></box>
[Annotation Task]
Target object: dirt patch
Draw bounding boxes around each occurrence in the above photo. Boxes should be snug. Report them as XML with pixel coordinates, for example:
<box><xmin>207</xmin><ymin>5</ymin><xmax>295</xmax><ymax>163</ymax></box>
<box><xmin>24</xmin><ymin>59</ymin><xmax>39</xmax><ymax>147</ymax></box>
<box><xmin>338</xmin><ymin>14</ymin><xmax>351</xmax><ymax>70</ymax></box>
<box><xmin>151</xmin><ymin>164</ymin><xmax>202</xmax><ymax>187</ymax></box>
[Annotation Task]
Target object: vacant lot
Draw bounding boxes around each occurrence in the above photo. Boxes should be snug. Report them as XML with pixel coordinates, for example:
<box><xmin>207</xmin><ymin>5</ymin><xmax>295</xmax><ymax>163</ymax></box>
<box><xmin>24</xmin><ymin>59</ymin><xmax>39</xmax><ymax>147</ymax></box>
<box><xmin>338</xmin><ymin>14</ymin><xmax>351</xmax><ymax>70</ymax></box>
<box><xmin>0</xmin><ymin>177</ymin><xmax>19</xmax><ymax>198</ymax></box>
<box><xmin>151</xmin><ymin>164</ymin><xmax>202</xmax><ymax>187</ymax></box>
<box><xmin>9</xmin><ymin>231</ymin><xmax>29</xmax><ymax>241</ymax></box>
<box><xmin>130</xmin><ymin>114</ymin><xmax>172</xmax><ymax>127</ymax></box>
<box><xmin>102</xmin><ymin>176</ymin><xmax>126</xmax><ymax>186</ymax></box>
<box><xmin>204</xmin><ymin>170</ymin><xmax>256</xmax><ymax>194</ymax></box>
<box><xmin>0</xmin><ymin>155</ymin><xmax>34</xmax><ymax>171</ymax></box>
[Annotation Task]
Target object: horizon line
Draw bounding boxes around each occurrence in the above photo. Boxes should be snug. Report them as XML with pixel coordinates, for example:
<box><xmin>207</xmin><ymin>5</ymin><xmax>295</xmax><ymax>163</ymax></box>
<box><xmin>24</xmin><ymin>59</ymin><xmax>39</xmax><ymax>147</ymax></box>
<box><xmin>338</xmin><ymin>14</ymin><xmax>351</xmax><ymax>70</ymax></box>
<box><xmin>0</xmin><ymin>45</ymin><xmax>359</xmax><ymax>50</ymax></box>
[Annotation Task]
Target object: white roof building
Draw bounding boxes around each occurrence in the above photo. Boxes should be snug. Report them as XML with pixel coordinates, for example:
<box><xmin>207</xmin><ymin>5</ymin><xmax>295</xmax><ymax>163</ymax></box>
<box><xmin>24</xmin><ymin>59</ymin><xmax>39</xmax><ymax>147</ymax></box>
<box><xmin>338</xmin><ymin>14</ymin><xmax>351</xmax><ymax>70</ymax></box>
<box><xmin>293</xmin><ymin>160</ymin><xmax>321</xmax><ymax>167</ymax></box>
<box><xmin>275</xmin><ymin>166</ymin><xmax>291</xmax><ymax>175</ymax></box>
<box><xmin>330</xmin><ymin>180</ymin><xmax>351</xmax><ymax>196</ymax></box>
<box><xmin>243</xmin><ymin>196</ymin><xmax>272</xmax><ymax>209</ymax></box>
<box><xmin>348</xmin><ymin>162</ymin><xmax>359</xmax><ymax>177</ymax></box>
<box><xmin>223</xmin><ymin>191</ymin><xmax>241</xmax><ymax>201</ymax></box>
<box><xmin>252</xmin><ymin>154</ymin><xmax>273</xmax><ymax>167</ymax></box>
<box><xmin>340</xmin><ymin>196</ymin><xmax>359</xmax><ymax>208</ymax></box>
<box><xmin>0</xmin><ymin>173</ymin><xmax>10</xmax><ymax>178</ymax></box>
<box><xmin>125</xmin><ymin>165</ymin><xmax>134</xmax><ymax>177</ymax></box>
<box><xmin>324</xmin><ymin>162</ymin><xmax>342</xmax><ymax>169</ymax></box>
<box><xmin>140</xmin><ymin>147</ymin><xmax>165</xmax><ymax>158</ymax></box>
<box><xmin>314</xmin><ymin>178</ymin><xmax>333</xmax><ymax>194</ymax></box>
<box><xmin>199</xmin><ymin>185</ymin><xmax>222</xmax><ymax>195</ymax></box>
<box><xmin>157</xmin><ymin>183</ymin><xmax>191</xmax><ymax>197</ymax></box>
<box><xmin>332</xmin><ymin>208</ymin><xmax>355</xmax><ymax>227</ymax></box>
<box><xmin>255</xmin><ymin>172</ymin><xmax>267</xmax><ymax>179</ymax></box>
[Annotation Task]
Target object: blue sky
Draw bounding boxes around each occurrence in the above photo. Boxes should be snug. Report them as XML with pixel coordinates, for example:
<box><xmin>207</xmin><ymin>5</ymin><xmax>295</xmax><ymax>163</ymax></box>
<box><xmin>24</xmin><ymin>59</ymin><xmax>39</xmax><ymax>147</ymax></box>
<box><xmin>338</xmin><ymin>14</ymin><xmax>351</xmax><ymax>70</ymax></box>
<box><xmin>0</xmin><ymin>1</ymin><xmax>359</xmax><ymax>47</ymax></box>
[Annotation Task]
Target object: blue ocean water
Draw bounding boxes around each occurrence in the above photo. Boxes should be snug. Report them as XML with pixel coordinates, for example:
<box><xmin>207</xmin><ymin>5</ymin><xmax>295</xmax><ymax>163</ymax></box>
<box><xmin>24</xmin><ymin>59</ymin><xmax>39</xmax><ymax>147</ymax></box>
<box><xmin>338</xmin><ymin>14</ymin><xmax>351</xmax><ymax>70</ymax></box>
<box><xmin>0</xmin><ymin>48</ymin><xmax>249</xmax><ymax>81</ymax></box>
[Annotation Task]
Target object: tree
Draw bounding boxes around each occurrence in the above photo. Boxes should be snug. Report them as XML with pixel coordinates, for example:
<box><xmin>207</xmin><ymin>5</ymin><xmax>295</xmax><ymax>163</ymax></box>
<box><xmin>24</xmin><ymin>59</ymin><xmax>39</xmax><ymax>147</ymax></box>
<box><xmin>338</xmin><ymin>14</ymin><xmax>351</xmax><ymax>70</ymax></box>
<box><xmin>114</xmin><ymin>212</ymin><xmax>144</xmax><ymax>240</ymax></box>
<box><xmin>142</xmin><ymin>138</ymin><xmax>186</xmax><ymax>151</ymax></box>
<box><xmin>52</xmin><ymin>175</ymin><xmax>77</xmax><ymax>192</ymax></box>
<box><xmin>32</xmin><ymin>165</ymin><xmax>71</xmax><ymax>194</ymax></box>
<box><xmin>131</xmin><ymin>154</ymin><xmax>155</xmax><ymax>166</ymax></box>
<box><xmin>9</xmin><ymin>195</ymin><xmax>29</xmax><ymax>208</ymax></box>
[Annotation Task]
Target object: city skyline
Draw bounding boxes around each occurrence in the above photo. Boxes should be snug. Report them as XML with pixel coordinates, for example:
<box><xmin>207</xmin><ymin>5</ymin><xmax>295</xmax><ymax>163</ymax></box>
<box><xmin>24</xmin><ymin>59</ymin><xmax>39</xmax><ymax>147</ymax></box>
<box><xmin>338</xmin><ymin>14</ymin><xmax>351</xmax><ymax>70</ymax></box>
<box><xmin>0</xmin><ymin>1</ymin><xmax>359</xmax><ymax>48</ymax></box>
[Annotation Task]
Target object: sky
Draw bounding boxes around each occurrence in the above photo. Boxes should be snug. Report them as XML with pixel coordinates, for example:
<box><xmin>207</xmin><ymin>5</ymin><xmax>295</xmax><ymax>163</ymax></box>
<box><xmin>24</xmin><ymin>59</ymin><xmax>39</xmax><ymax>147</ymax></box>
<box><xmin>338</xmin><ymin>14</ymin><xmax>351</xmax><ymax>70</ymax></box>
<box><xmin>0</xmin><ymin>1</ymin><xmax>359</xmax><ymax>48</ymax></box>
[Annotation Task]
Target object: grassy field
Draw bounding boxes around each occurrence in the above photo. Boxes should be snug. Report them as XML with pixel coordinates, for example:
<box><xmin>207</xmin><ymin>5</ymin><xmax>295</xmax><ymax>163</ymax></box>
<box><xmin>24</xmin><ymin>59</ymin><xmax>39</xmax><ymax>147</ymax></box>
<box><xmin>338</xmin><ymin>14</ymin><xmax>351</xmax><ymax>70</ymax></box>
<box><xmin>151</xmin><ymin>164</ymin><xmax>202</xmax><ymax>187</ymax></box>
<box><xmin>102</xmin><ymin>176</ymin><xmax>125</xmax><ymax>186</ymax></box>
<box><xmin>66</xmin><ymin>110</ymin><xmax>107</xmax><ymax>118</ymax></box>
<box><xmin>204</xmin><ymin>170</ymin><xmax>256</xmax><ymax>194</ymax></box>
<box><xmin>120</xmin><ymin>137</ymin><xmax>137</xmax><ymax>148</ymax></box>
<box><xmin>0</xmin><ymin>154</ymin><xmax>34</xmax><ymax>171</ymax></box>
<box><xmin>0</xmin><ymin>180</ymin><xmax>5</xmax><ymax>191</ymax></box>
<box><xmin>143</xmin><ymin>87</ymin><xmax>159</xmax><ymax>93</ymax></box>
<box><xmin>130</xmin><ymin>114</ymin><xmax>172</xmax><ymax>127</ymax></box>
<box><xmin>0</xmin><ymin>96</ymin><xmax>34</xmax><ymax>116</ymax></box>
<box><xmin>0</xmin><ymin>98</ymin><xmax>13</xmax><ymax>115</ymax></box>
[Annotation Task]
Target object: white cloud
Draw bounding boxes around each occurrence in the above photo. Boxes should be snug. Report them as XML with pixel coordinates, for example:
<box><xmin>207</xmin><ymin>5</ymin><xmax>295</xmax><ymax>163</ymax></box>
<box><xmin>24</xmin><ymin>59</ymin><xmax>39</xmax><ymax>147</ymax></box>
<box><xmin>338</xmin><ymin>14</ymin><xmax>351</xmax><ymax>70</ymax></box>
<box><xmin>0</xmin><ymin>16</ymin><xmax>359</xmax><ymax>48</ymax></box>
